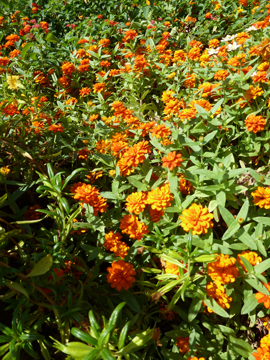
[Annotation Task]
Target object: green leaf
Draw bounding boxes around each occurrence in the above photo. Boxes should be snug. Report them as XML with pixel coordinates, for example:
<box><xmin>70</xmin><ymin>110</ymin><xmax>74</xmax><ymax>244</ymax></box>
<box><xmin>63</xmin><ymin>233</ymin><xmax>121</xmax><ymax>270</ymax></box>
<box><xmin>118</xmin><ymin>321</ymin><xmax>131</xmax><ymax>350</ymax></box>
<box><xmin>27</xmin><ymin>254</ymin><xmax>53</xmax><ymax>277</ymax></box>
<box><xmin>88</xmin><ymin>310</ymin><xmax>101</xmax><ymax>338</ymax></box>
<box><xmin>101</xmin><ymin>348</ymin><xmax>115</xmax><ymax>360</ymax></box>
<box><xmin>119</xmin><ymin>291</ymin><xmax>141</xmax><ymax>313</ymax></box>
<box><xmin>0</xmin><ymin>194</ymin><xmax>7</xmax><ymax>208</ymax></box>
<box><xmin>116</xmin><ymin>328</ymin><xmax>154</xmax><ymax>355</ymax></box>
<box><xmin>254</xmin><ymin>258</ymin><xmax>270</xmax><ymax>274</ymax></box>
<box><xmin>4</xmin><ymin>281</ymin><xmax>29</xmax><ymax>301</ymax></box>
<box><xmin>203</xmin><ymin>298</ymin><xmax>230</xmax><ymax>317</ymax></box>
<box><xmin>62</xmin><ymin>168</ymin><xmax>86</xmax><ymax>190</ymax></box>
<box><xmin>229</xmin><ymin>336</ymin><xmax>252</xmax><ymax>358</ymax></box>
<box><xmin>236</xmin><ymin>198</ymin><xmax>249</xmax><ymax>222</ymax></box>
<box><xmin>222</xmin><ymin>222</ymin><xmax>240</xmax><ymax>241</ymax></box>
<box><xmin>241</xmin><ymin>294</ymin><xmax>258</xmax><ymax>315</ymax></box>
<box><xmin>98</xmin><ymin>325</ymin><xmax>114</xmax><ymax>347</ymax></box>
<box><xmin>45</xmin><ymin>33</ymin><xmax>59</xmax><ymax>43</ymax></box>
<box><xmin>216</xmin><ymin>191</ymin><xmax>226</xmax><ymax>207</ymax></box>
<box><xmin>70</xmin><ymin>328</ymin><xmax>97</xmax><ymax>346</ymax></box>
<box><xmin>188</xmin><ymin>297</ymin><xmax>202</xmax><ymax>322</ymax></box>
<box><xmin>247</xmin><ymin>168</ymin><xmax>261</xmax><ymax>182</ymax></box>
<box><xmin>218</xmin><ymin>205</ymin><xmax>235</xmax><ymax>227</ymax></box>
<box><xmin>21</xmin><ymin>42</ymin><xmax>35</xmax><ymax>60</ymax></box>
<box><xmin>245</xmin><ymin>278</ymin><xmax>269</xmax><ymax>295</ymax></box>
<box><xmin>53</xmin><ymin>340</ymin><xmax>93</xmax><ymax>357</ymax></box>
<box><xmin>240</xmin><ymin>256</ymin><xmax>254</xmax><ymax>274</ymax></box>
<box><xmin>253</xmin><ymin>217</ymin><xmax>270</xmax><ymax>226</ymax></box>
<box><xmin>107</xmin><ymin>302</ymin><xmax>126</xmax><ymax>330</ymax></box>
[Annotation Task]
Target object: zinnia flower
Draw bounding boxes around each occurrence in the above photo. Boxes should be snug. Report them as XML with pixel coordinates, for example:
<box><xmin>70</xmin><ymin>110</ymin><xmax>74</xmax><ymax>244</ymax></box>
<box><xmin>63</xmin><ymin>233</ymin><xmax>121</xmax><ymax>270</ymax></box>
<box><xmin>237</xmin><ymin>250</ymin><xmax>262</xmax><ymax>272</ymax></box>
<box><xmin>255</xmin><ymin>282</ymin><xmax>270</xmax><ymax>309</ymax></box>
<box><xmin>252</xmin><ymin>187</ymin><xmax>270</xmax><ymax>209</ymax></box>
<box><xmin>245</xmin><ymin>114</ymin><xmax>266</xmax><ymax>133</ymax></box>
<box><xmin>205</xmin><ymin>281</ymin><xmax>232</xmax><ymax>313</ymax></box>
<box><xmin>104</xmin><ymin>232</ymin><xmax>130</xmax><ymax>258</ymax></box>
<box><xmin>120</xmin><ymin>214</ymin><xmax>149</xmax><ymax>240</ymax></box>
<box><xmin>162</xmin><ymin>151</ymin><xmax>183</xmax><ymax>171</ymax></box>
<box><xmin>147</xmin><ymin>184</ymin><xmax>173</xmax><ymax>211</ymax></box>
<box><xmin>125</xmin><ymin>191</ymin><xmax>148</xmax><ymax>214</ymax></box>
<box><xmin>176</xmin><ymin>337</ymin><xmax>189</xmax><ymax>355</ymax></box>
<box><xmin>72</xmin><ymin>183</ymin><xmax>108</xmax><ymax>215</ymax></box>
<box><xmin>207</xmin><ymin>254</ymin><xmax>239</xmax><ymax>284</ymax></box>
<box><xmin>7</xmin><ymin>75</ymin><xmax>22</xmax><ymax>90</ymax></box>
<box><xmin>179</xmin><ymin>203</ymin><xmax>214</xmax><ymax>235</ymax></box>
<box><xmin>106</xmin><ymin>260</ymin><xmax>136</xmax><ymax>291</ymax></box>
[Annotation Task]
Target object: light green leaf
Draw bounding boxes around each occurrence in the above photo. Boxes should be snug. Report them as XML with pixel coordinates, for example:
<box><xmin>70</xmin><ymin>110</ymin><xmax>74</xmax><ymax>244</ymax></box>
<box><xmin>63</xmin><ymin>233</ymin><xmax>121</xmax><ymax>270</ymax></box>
<box><xmin>27</xmin><ymin>254</ymin><xmax>53</xmax><ymax>277</ymax></box>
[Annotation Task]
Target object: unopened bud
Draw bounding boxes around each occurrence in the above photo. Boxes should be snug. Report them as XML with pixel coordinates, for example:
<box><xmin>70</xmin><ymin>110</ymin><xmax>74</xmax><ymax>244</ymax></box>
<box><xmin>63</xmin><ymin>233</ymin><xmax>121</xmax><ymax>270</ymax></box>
<box><xmin>199</xmin><ymin>136</ymin><xmax>204</xmax><ymax>143</ymax></box>
<box><xmin>237</xmin><ymin>217</ymin><xmax>244</xmax><ymax>224</ymax></box>
<box><xmin>260</xmin><ymin>176</ymin><xmax>265</xmax><ymax>183</ymax></box>
<box><xmin>218</xmin><ymin>163</ymin><xmax>224</xmax><ymax>169</ymax></box>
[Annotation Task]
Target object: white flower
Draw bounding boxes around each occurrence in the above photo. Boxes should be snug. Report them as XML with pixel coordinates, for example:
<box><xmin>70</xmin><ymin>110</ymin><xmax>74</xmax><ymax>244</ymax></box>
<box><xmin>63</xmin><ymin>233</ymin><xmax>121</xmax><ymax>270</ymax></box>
<box><xmin>227</xmin><ymin>42</ymin><xmax>241</xmax><ymax>52</ymax></box>
<box><xmin>207</xmin><ymin>48</ymin><xmax>218</xmax><ymax>55</ymax></box>
<box><xmin>221</xmin><ymin>34</ymin><xmax>237</xmax><ymax>42</ymax></box>
<box><xmin>245</xmin><ymin>26</ymin><xmax>257</xmax><ymax>32</ymax></box>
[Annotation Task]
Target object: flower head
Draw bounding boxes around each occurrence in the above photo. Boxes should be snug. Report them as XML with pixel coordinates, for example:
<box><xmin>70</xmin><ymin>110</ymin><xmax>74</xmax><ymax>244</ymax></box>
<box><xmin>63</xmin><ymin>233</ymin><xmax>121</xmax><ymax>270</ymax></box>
<box><xmin>125</xmin><ymin>191</ymin><xmax>148</xmax><ymax>214</ymax></box>
<box><xmin>245</xmin><ymin>114</ymin><xmax>266</xmax><ymax>133</ymax></box>
<box><xmin>176</xmin><ymin>337</ymin><xmax>189</xmax><ymax>355</ymax></box>
<box><xmin>147</xmin><ymin>184</ymin><xmax>173</xmax><ymax>211</ymax></box>
<box><xmin>120</xmin><ymin>215</ymin><xmax>148</xmax><ymax>240</ymax></box>
<box><xmin>162</xmin><ymin>151</ymin><xmax>183</xmax><ymax>171</ymax></box>
<box><xmin>72</xmin><ymin>183</ymin><xmax>108</xmax><ymax>215</ymax></box>
<box><xmin>205</xmin><ymin>281</ymin><xmax>232</xmax><ymax>313</ymax></box>
<box><xmin>207</xmin><ymin>254</ymin><xmax>239</xmax><ymax>284</ymax></box>
<box><xmin>107</xmin><ymin>260</ymin><xmax>136</xmax><ymax>291</ymax></box>
<box><xmin>255</xmin><ymin>283</ymin><xmax>270</xmax><ymax>309</ymax></box>
<box><xmin>7</xmin><ymin>75</ymin><xmax>22</xmax><ymax>90</ymax></box>
<box><xmin>252</xmin><ymin>187</ymin><xmax>270</xmax><ymax>209</ymax></box>
<box><xmin>179</xmin><ymin>203</ymin><xmax>214</xmax><ymax>235</ymax></box>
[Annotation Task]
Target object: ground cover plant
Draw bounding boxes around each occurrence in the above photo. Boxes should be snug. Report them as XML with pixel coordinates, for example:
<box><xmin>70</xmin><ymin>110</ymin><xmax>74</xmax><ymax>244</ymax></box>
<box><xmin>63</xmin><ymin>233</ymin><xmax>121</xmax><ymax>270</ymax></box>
<box><xmin>2</xmin><ymin>0</ymin><xmax>270</xmax><ymax>359</ymax></box>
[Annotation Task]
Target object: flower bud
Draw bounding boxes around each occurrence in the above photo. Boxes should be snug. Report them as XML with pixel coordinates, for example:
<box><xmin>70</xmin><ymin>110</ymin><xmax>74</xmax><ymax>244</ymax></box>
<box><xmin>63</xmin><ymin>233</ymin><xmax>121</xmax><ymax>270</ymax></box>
<box><xmin>199</xmin><ymin>136</ymin><xmax>204</xmax><ymax>143</ymax></box>
<box><xmin>218</xmin><ymin>162</ymin><xmax>224</xmax><ymax>169</ymax></box>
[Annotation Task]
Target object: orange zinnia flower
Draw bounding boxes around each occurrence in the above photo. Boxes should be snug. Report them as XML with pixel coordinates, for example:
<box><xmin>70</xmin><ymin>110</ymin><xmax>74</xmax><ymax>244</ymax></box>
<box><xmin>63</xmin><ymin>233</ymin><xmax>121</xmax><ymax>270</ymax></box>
<box><xmin>72</xmin><ymin>183</ymin><xmax>108</xmax><ymax>215</ymax></box>
<box><xmin>77</xmin><ymin>148</ymin><xmax>90</xmax><ymax>160</ymax></box>
<box><xmin>107</xmin><ymin>260</ymin><xmax>136</xmax><ymax>291</ymax></box>
<box><xmin>237</xmin><ymin>250</ymin><xmax>262</xmax><ymax>272</ymax></box>
<box><xmin>179</xmin><ymin>203</ymin><xmax>214</xmax><ymax>235</ymax></box>
<box><xmin>245</xmin><ymin>114</ymin><xmax>266</xmax><ymax>133</ymax></box>
<box><xmin>150</xmin><ymin>124</ymin><xmax>172</xmax><ymax>138</ymax></box>
<box><xmin>162</xmin><ymin>151</ymin><xmax>183</xmax><ymax>171</ymax></box>
<box><xmin>205</xmin><ymin>281</ymin><xmax>232</xmax><ymax>313</ymax></box>
<box><xmin>104</xmin><ymin>232</ymin><xmax>129</xmax><ymax>258</ymax></box>
<box><xmin>255</xmin><ymin>283</ymin><xmax>270</xmax><ymax>309</ymax></box>
<box><xmin>253</xmin><ymin>346</ymin><xmax>270</xmax><ymax>360</ymax></box>
<box><xmin>93</xmin><ymin>82</ymin><xmax>106</xmax><ymax>93</ymax></box>
<box><xmin>48</xmin><ymin>124</ymin><xmax>64</xmax><ymax>133</ymax></box>
<box><xmin>120</xmin><ymin>214</ymin><xmax>148</xmax><ymax>240</ymax></box>
<box><xmin>207</xmin><ymin>254</ymin><xmax>239</xmax><ymax>284</ymax></box>
<box><xmin>252</xmin><ymin>187</ymin><xmax>270</xmax><ymax>209</ymax></box>
<box><xmin>176</xmin><ymin>336</ymin><xmax>189</xmax><ymax>355</ymax></box>
<box><xmin>147</xmin><ymin>184</ymin><xmax>173</xmax><ymax>211</ymax></box>
<box><xmin>61</xmin><ymin>62</ymin><xmax>75</xmax><ymax>76</ymax></box>
<box><xmin>179</xmin><ymin>174</ymin><xmax>194</xmax><ymax>195</ymax></box>
<box><xmin>79</xmin><ymin>87</ymin><xmax>91</xmax><ymax>97</ymax></box>
<box><xmin>125</xmin><ymin>191</ymin><xmax>148</xmax><ymax>214</ymax></box>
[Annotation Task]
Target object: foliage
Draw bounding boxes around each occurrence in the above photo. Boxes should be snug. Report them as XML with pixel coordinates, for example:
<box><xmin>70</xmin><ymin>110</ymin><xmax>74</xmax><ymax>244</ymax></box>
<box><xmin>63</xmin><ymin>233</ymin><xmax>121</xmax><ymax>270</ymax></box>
<box><xmin>1</xmin><ymin>0</ymin><xmax>270</xmax><ymax>359</ymax></box>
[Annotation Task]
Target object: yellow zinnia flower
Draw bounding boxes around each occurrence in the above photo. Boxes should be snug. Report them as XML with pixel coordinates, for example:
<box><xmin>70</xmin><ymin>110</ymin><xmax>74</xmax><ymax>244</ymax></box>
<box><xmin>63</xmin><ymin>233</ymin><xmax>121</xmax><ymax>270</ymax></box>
<box><xmin>7</xmin><ymin>75</ymin><xmax>22</xmax><ymax>90</ymax></box>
